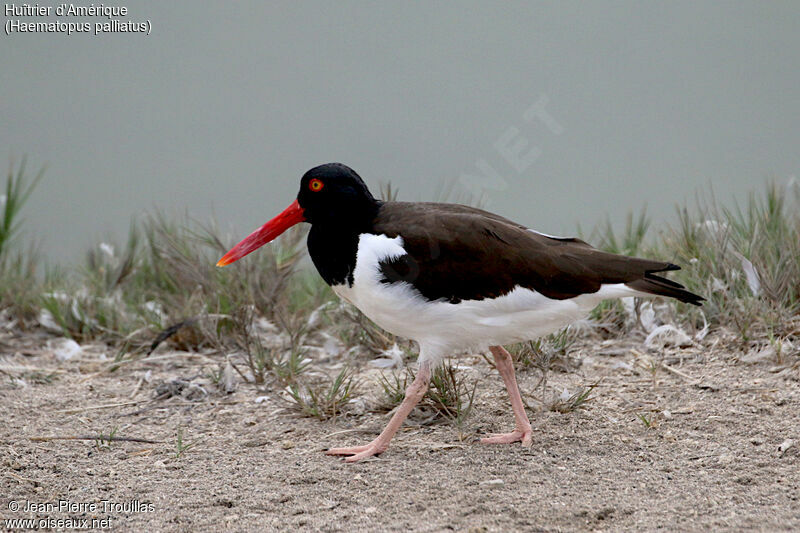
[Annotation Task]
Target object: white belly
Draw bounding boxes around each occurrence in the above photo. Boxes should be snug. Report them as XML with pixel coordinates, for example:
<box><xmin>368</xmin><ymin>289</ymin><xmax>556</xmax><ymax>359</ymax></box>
<box><xmin>332</xmin><ymin>233</ymin><xmax>642</xmax><ymax>365</ymax></box>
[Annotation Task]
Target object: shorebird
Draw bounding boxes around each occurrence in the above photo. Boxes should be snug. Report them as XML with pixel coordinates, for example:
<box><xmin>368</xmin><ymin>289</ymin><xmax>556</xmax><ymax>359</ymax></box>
<box><xmin>217</xmin><ymin>163</ymin><xmax>703</xmax><ymax>462</ymax></box>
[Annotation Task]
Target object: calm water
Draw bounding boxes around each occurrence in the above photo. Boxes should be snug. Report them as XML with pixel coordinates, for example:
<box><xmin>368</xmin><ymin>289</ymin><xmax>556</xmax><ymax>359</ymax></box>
<box><xmin>3</xmin><ymin>2</ymin><xmax>798</xmax><ymax>263</ymax></box>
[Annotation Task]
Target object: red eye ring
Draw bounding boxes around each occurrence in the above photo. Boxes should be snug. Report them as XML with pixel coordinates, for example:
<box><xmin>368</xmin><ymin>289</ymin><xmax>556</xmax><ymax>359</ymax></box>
<box><xmin>309</xmin><ymin>179</ymin><xmax>324</xmax><ymax>192</ymax></box>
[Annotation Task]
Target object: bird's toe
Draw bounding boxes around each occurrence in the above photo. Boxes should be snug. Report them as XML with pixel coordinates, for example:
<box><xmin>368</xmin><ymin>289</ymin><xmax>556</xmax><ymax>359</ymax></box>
<box><xmin>325</xmin><ymin>440</ymin><xmax>387</xmax><ymax>461</ymax></box>
<box><xmin>479</xmin><ymin>426</ymin><xmax>532</xmax><ymax>445</ymax></box>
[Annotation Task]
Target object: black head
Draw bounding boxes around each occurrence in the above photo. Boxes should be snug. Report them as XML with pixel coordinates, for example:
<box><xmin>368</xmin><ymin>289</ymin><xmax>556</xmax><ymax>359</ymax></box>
<box><xmin>216</xmin><ymin>163</ymin><xmax>379</xmax><ymax>268</ymax></box>
<box><xmin>297</xmin><ymin>163</ymin><xmax>379</xmax><ymax>226</ymax></box>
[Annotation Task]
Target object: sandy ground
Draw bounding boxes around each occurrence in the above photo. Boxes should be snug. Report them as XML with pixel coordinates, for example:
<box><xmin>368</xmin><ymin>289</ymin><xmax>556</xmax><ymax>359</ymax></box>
<box><xmin>2</xmin><ymin>331</ymin><xmax>799</xmax><ymax>532</ymax></box>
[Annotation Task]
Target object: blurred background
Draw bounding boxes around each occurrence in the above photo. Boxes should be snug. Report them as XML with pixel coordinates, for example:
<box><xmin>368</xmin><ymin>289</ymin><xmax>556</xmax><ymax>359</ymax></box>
<box><xmin>3</xmin><ymin>1</ymin><xmax>798</xmax><ymax>262</ymax></box>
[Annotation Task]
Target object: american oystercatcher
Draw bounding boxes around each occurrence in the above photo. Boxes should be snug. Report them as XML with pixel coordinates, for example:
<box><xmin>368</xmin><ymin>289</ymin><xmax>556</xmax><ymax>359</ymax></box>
<box><xmin>217</xmin><ymin>163</ymin><xmax>703</xmax><ymax>462</ymax></box>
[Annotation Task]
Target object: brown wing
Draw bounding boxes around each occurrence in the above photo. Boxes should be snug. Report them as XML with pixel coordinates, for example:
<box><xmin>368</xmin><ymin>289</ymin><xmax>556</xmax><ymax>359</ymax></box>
<box><xmin>373</xmin><ymin>202</ymin><xmax>703</xmax><ymax>305</ymax></box>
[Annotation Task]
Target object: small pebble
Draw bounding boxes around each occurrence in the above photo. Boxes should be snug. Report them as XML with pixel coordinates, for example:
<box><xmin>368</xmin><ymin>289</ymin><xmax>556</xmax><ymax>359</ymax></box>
<box><xmin>53</xmin><ymin>338</ymin><xmax>82</xmax><ymax>361</ymax></box>
<box><xmin>778</xmin><ymin>439</ymin><xmax>794</xmax><ymax>455</ymax></box>
<box><xmin>479</xmin><ymin>478</ymin><xmax>504</xmax><ymax>488</ymax></box>
<box><xmin>718</xmin><ymin>454</ymin><xmax>734</xmax><ymax>465</ymax></box>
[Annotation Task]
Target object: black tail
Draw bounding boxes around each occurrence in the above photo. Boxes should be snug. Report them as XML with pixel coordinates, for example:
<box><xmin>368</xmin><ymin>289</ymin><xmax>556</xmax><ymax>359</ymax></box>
<box><xmin>625</xmin><ymin>264</ymin><xmax>704</xmax><ymax>306</ymax></box>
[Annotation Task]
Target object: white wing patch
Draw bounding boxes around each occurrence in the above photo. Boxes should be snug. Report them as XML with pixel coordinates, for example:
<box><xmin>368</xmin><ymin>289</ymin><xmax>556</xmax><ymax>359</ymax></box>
<box><xmin>352</xmin><ymin>233</ymin><xmax>406</xmax><ymax>282</ymax></box>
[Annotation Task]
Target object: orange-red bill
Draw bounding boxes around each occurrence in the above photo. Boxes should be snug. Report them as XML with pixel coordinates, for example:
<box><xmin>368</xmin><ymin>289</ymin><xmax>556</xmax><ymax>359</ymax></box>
<box><xmin>216</xmin><ymin>199</ymin><xmax>305</xmax><ymax>267</ymax></box>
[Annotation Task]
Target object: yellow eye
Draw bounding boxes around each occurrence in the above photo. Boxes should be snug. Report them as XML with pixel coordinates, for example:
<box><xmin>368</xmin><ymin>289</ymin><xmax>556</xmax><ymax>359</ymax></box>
<box><xmin>309</xmin><ymin>179</ymin><xmax>324</xmax><ymax>192</ymax></box>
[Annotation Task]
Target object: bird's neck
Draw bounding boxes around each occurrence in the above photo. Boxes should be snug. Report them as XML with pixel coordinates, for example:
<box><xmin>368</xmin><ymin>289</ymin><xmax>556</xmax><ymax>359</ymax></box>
<box><xmin>307</xmin><ymin>202</ymin><xmax>383</xmax><ymax>287</ymax></box>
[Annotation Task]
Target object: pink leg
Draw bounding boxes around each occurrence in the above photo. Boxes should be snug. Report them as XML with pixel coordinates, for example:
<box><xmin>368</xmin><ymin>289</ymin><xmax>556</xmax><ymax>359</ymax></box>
<box><xmin>481</xmin><ymin>345</ymin><xmax>533</xmax><ymax>446</ymax></box>
<box><xmin>326</xmin><ymin>362</ymin><xmax>432</xmax><ymax>462</ymax></box>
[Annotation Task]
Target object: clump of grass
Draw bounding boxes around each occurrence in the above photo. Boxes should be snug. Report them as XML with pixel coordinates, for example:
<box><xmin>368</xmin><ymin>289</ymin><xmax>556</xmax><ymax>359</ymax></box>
<box><xmin>230</xmin><ymin>306</ymin><xmax>310</xmax><ymax>386</ymax></box>
<box><xmin>637</xmin><ymin>412</ymin><xmax>656</xmax><ymax>429</ymax></box>
<box><xmin>377</xmin><ymin>371</ymin><xmax>409</xmax><ymax>410</ymax></box>
<box><xmin>549</xmin><ymin>383</ymin><xmax>597</xmax><ymax>413</ymax></box>
<box><xmin>175</xmin><ymin>426</ymin><xmax>197</xmax><ymax>458</ymax></box>
<box><xmin>588</xmin><ymin>299</ymin><xmax>630</xmax><ymax>337</ymax></box>
<box><xmin>205</xmin><ymin>363</ymin><xmax>225</xmax><ymax>387</ymax></box>
<box><xmin>35</xmin><ymin>211</ymin><xmax>308</xmax><ymax>349</ymax></box>
<box><xmin>507</xmin><ymin>328</ymin><xmax>578</xmax><ymax>406</ymax></box>
<box><xmin>0</xmin><ymin>367</ymin><xmax>60</xmax><ymax>386</ymax></box>
<box><xmin>132</xmin><ymin>214</ymin><xmax>306</xmax><ymax>347</ymax></box>
<box><xmin>23</xmin><ymin>370</ymin><xmax>58</xmax><ymax>384</ymax></box>
<box><xmin>40</xmin><ymin>278</ymin><xmax>134</xmax><ymax>342</ymax></box>
<box><xmin>426</xmin><ymin>362</ymin><xmax>478</xmax><ymax>425</ymax></box>
<box><xmin>250</xmin><ymin>344</ymin><xmax>310</xmax><ymax>387</ymax></box>
<box><xmin>286</xmin><ymin>367</ymin><xmax>357</xmax><ymax>420</ymax></box>
<box><xmin>0</xmin><ymin>158</ymin><xmax>44</xmax><ymax>259</ymax></box>
<box><xmin>95</xmin><ymin>426</ymin><xmax>120</xmax><ymax>449</ymax></box>
<box><xmin>511</xmin><ymin>328</ymin><xmax>577</xmax><ymax>371</ymax></box>
<box><xmin>226</xmin><ymin>302</ymin><xmax>356</xmax><ymax>420</ymax></box>
<box><xmin>575</xmin><ymin>181</ymin><xmax>799</xmax><ymax>348</ymax></box>
<box><xmin>664</xmin><ymin>182</ymin><xmax>800</xmax><ymax>343</ymax></box>
<box><xmin>0</xmin><ymin>159</ymin><xmax>45</xmax><ymax>324</ymax></box>
<box><xmin>378</xmin><ymin>360</ymin><xmax>478</xmax><ymax>426</ymax></box>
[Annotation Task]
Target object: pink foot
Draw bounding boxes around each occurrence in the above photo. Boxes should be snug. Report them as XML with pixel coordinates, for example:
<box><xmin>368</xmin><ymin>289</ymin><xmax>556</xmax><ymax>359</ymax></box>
<box><xmin>480</xmin><ymin>425</ymin><xmax>532</xmax><ymax>446</ymax></box>
<box><xmin>325</xmin><ymin>441</ymin><xmax>387</xmax><ymax>462</ymax></box>
<box><xmin>324</xmin><ymin>362</ymin><xmax>433</xmax><ymax>464</ymax></box>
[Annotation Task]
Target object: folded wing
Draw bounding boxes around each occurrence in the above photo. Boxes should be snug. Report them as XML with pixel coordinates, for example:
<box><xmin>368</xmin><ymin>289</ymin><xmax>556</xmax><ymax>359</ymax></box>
<box><xmin>374</xmin><ymin>202</ymin><xmax>703</xmax><ymax>305</ymax></box>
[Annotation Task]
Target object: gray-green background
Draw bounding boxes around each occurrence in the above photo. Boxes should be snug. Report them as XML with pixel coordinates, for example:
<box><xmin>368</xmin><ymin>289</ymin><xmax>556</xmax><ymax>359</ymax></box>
<box><xmin>3</xmin><ymin>2</ymin><xmax>798</xmax><ymax>262</ymax></box>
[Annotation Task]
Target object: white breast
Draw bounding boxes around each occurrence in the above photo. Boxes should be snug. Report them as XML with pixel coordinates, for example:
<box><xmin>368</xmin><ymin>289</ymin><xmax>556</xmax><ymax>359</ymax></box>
<box><xmin>332</xmin><ymin>233</ymin><xmax>643</xmax><ymax>365</ymax></box>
